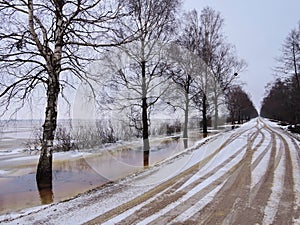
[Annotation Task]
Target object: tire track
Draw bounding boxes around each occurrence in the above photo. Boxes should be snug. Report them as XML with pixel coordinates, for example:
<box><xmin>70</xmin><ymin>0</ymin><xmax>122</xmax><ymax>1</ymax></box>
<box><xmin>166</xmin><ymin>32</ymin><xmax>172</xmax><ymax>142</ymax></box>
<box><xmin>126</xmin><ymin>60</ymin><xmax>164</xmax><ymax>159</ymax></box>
<box><xmin>269</xmin><ymin>127</ymin><xmax>295</xmax><ymax>225</ymax></box>
<box><xmin>230</xmin><ymin>119</ymin><xmax>295</xmax><ymax>225</ymax></box>
<box><xmin>288</xmin><ymin>135</ymin><xmax>300</xmax><ymax>222</ymax></box>
<box><xmin>3</xmin><ymin>119</ymin><xmax>298</xmax><ymax>225</ymax></box>
<box><xmin>232</xmin><ymin>128</ymin><xmax>277</xmax><ymax>224</ymax></box>
<box><xmin>85</xmin><ymin>122</ymin><xmax>259</xmax><ymax>224</ymax></box>
<box><xmin>182</xmin><ymin>125</ymin><xmax>261</xmax><ymax>224</ymax></box>
<box><xmin>137</xmin><ymin>143</ymin><xmax>250</xmax><ymax>224</ymax></box>
<box><xmin>114</xmin><ymin>127</ymin><xmax>261</xmax><ymax>225</ymax></box>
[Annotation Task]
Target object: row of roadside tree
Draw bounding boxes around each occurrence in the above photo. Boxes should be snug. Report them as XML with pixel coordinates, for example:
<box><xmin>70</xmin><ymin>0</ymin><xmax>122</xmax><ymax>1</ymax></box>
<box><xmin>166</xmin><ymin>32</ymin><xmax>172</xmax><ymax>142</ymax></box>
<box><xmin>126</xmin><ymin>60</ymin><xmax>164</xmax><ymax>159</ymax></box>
<box><xmin>261</xmin><ymin>21</ymin><xmax>300</xmax><ymax>132</ymax></box>
<box><xmin>0</xmin><ymin>0</ymin><xmax>257</xmax><ymax>189</ymax></box>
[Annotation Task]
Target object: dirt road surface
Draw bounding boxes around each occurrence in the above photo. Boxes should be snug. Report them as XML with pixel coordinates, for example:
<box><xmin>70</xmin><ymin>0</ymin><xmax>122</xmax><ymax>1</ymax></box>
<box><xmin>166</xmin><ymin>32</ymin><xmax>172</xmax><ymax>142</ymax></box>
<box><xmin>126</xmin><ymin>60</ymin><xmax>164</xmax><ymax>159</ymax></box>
<box><xmin>1</xmin><ymin>118</ymin><xmax>300</xmax><ymax>225</ymax></box>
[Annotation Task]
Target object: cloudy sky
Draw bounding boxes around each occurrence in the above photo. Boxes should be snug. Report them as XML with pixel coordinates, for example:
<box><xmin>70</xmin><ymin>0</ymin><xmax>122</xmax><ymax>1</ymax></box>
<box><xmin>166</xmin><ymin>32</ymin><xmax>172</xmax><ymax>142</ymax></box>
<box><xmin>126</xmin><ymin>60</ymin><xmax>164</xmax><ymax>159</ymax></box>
<box><xmin>2</xmin><ymin>1</ymin><xmax>300</xmax><ymax>120</ymax></box>
<box><xmin>183</xmin><ymin>0</ymin><xmax>300</xmax><ymax>111</ymax></box>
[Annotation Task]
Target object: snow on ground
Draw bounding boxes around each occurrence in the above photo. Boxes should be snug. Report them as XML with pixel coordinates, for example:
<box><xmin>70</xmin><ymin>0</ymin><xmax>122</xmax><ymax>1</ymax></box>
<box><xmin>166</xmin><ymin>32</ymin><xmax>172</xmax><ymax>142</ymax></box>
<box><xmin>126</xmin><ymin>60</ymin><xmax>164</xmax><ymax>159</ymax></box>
<box><xmin>102</xmin><ymin>121</ymin><xmax>258</xmax><ymax>224</ymax></box>
<box><xmin>251</xmin><ymin>129</ymin><xmax>272</xmax><ymax>189</ymax></box>
<box><xmin>0</xmin><ymin>120</ymin><xmax>258</xmax><ymax>224</ymax></box>
<box><xmin>283</xmin><ymin>131</ymin><xmax>300</xmax><ymax>222</ymax></box>
<box><xmin>53</xmin><ymin>151</ymin><xmax>92</xmax><ymax>160</ymax></box>
<box><xmin>0</xmin><ymin>150</ymin><xmax>91</xmax><ymax>167</ymax></box>
<box><xmin>262</xmin><ymin>138</ymin><xmax>285</xmax><ymax>225</ymax></box>
<box><xmin>170</xmin><ymin>180</ymin><xmax>226</xmax><ymax>223</ymax></box>
<box><xmin>2</xmin><ymin>119</ymin><xmax>294</xmax><ymax>225</ymax></box>
<box><xmin>134</xmin><ymin>150</ymin><xmax>244</xmax><ymax>225</ymax></box>
<box><xmin>0</xmin><ymin>149</ymin><xmax>24</xmax><ymax>156</ymax></box>
<box><xmin>3</xmin><ymin>154</ymin><xmax>40</xmax><ymax>162</ymax></box>
<box><xmin>177</xmin><ymin>137</ymin><xmax>247</xmax><ymax>192</ymax></box>
<box><xmin>0</xmin><ymin>170</ymin><xmax>9</xmax><ymax>175</ymax></box>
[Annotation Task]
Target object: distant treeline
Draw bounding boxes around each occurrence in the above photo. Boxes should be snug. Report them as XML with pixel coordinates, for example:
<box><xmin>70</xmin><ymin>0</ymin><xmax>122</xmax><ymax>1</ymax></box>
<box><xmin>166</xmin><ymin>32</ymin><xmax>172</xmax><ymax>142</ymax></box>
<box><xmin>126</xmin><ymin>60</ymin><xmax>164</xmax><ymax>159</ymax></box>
<box><xmin>261</xmin><ymin>21</ymin><xmax>300</xmax><ymax>130</ymax></box>
<box><xmin>260</xmin><ymin>77</ymin><xmax>300</xmax><ymax>125</ymax></box>
<box><xmin>226</xmin><ymin>85</ymin><xmax>258</xmax><ymax>124</ymax></box>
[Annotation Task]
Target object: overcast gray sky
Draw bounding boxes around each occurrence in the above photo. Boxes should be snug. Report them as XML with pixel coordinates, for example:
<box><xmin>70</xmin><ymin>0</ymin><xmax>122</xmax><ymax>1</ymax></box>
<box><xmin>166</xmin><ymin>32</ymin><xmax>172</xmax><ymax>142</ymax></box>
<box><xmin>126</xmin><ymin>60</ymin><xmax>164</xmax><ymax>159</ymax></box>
<box><xmin>183</xmin><ymin>0</ymin><xmax>300</xmax><ymax>111</ymax></box>
<box><xmin>3</xmin><ymin>1</ymin><xmax>300</xmax><ymax>120</ymax></box>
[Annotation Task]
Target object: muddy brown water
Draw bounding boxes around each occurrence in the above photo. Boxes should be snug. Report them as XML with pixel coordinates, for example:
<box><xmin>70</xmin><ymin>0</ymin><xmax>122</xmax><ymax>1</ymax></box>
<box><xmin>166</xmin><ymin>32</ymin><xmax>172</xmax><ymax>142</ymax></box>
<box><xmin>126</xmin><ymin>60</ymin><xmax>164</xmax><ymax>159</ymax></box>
<box><xmin>0</xmin><ymin>134</ymin><xmax>207</xmax><ymax>215</ymax></box>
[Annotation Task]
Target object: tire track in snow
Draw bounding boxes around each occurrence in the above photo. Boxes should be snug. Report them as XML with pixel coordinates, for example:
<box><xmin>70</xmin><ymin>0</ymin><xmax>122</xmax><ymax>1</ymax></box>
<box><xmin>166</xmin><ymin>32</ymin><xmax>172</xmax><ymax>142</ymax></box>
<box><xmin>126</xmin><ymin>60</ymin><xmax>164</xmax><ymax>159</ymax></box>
<box><xmin>288</xmin><ymin>136</ymin><xmax>300</xmax><ymax>223</ymax></box>
<box><xmin>232</xmin><ymin>126</ymin><xmax>277</xmax><ymax>224</ymax></box>
<box><xmin>85</xmin><ymin>122</ymin><xmax>258</xmax><ymax>224</ymax></box>
<box><xmin>232</xmin><ymin>119</ymin><xmax>295</xmax><ymax>225</ymax></box>
<box><xmin>175</xmin><ymin>119</ymin><xmax>276</xmax><ymax>224</ymax></box>
<box><xmin>269</xmin><ymin>127</ymin><xmax>295</xmax><ymax>225</ymax></box>
<box><xmin>141</xmin><ymin>143</ymin><xmax>250</xmax><ymax>224</ymax></box>
<box><xmin>183</xmin><ymin>125</ymin><xmax>261</xmax><ymax>224</ymax></box>
<box><xmin>3</xmin><ymin>119</ymin><xmax>299</xmax><ymax>225</ymax></box>
<box><xmin>111</xmin><ymin>127</ymin><xmax>260</xmax><ymax>225</ymax></box>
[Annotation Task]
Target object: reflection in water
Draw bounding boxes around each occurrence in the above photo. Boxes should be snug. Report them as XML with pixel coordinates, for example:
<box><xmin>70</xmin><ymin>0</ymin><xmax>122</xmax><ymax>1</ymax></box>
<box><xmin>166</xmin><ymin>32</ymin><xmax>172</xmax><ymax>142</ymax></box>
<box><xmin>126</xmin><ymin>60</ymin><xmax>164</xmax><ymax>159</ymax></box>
<box><xmin>143</xmin><ymin>139</ymin><xmax>150</xmax><ymax>168</ymax></box>
<box><xmin>38</xmin><ymin>187</ymin><xmax>54</xmax><ymax>205</ymax></box>
<box><xmin>183</xmin><ymin>139</ymin><xmax>188</xmax><ymax>149</ymax></box>
<box><xmin>0</xmin><ymin>133</ymin><xmax>203</xmax><ymax>214</ymax></box>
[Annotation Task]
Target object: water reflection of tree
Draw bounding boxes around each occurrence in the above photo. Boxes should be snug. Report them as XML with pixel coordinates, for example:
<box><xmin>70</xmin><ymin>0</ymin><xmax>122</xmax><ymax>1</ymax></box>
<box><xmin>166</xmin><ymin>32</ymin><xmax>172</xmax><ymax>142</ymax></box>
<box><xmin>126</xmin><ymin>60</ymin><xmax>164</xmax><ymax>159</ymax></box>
<box><xmin>38</xmin><ymin>187</ymin><xmax>54</xmax><ymax>205</ymax></box>
<box><xmin>53</xmin><ymin>158</ymin><xmax>94</xmax><ymax>173</ymax></box>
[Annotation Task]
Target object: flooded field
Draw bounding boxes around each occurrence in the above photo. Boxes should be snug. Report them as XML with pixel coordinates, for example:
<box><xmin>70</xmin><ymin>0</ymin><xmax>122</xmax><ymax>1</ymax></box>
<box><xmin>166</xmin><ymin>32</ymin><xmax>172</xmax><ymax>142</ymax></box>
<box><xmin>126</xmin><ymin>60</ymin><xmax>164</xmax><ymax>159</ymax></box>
<box><xmin>0</xmin><ymin>120</ymin><xmax>212</xmax><ymax>215</ymax></box>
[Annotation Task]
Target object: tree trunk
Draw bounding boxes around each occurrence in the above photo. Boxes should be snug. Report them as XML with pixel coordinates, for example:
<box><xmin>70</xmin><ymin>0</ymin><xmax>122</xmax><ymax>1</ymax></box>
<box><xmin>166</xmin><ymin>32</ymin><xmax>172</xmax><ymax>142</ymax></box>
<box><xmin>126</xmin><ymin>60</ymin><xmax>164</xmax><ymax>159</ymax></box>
<box><xmin>202</xmin><ymin>94</ymin><xmax>208</xmax><ymax>135</ymax></box>
<box><xmin>183</xmin><ymin>93</ymin><xmax>189</xmax><ymax>139</ymax></box>
<box><xmin>183</xmin><ymin>94</ymin><xmax>189</xmax><ymax>148</ymax></box>
<box><xmin>142</xmin><ymin>97</ymin><xmax>150</xmax><ymax>167</ymax></box>
<box><xmin>214</xmin><ymin>96</ymin><xmax>218</xmax><ymax>130</ymax></box>
<box><xmin>36</xmin><ymin>75</ymin><xmax>60</xmax><ymax>190</ymax></box>
<box><xmin>36</xmin><ymin>1</ymin><xmax>63</xmax><ymax>189</ymax></box>
<box><xmin>141</xmin><ymin>60</ymin><xmax>150</xmax><ymax>167</ymax></box>
<box><xmin>39</xmin><ymin>187</ymin><xmax>54</xmax><ymax>205</ymax></box>
<box><xmin>231</xmin><ymin>111</ymin><xmax>235</xmax><ymax>129</ymax></box>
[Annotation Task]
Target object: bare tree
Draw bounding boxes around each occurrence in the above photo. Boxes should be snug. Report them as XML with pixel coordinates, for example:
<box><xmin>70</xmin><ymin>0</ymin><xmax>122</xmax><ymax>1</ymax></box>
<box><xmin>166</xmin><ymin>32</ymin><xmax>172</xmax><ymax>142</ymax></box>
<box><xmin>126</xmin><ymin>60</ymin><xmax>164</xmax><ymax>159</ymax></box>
<box><xmin>226</xmin><ymin>85</ymin><xmax>258</xmax><ymax>124</ymax></box>
<box><xmin>210</xmin><ymin>43</ymin><xmax>246</xmax><ymax>129</ymax></box>
<box><xmin>276</xmin><ymin>22</ymin><xmax>300</xmax><ymax>124</ymax></box>
<box><xmin>265</xmin><ymin>22</ymin><xmax>300</xmax><ymax>125</ymax></box>
<box><xmin>172</xmin><ymin>8</ymin><xmax>218</xmax><ymax>135</ymax></box>
<box><xmin>0</xmin><ymin>0</ymin><xmax>131</xmax><ymax>189</ymax></box>
<box><xmin>175</xmin><ymin>8</ymin><xmax>244</xmax><ymax>133</ymax></box>
<box><xmin>99</xmin><ymin>0</ymin><xmax>180</xmax><ymax>166</ymax></box>
<box><xmin>166</xmin><ymin>43</ymin><xmax>210</xmax><ymax>141</ymax></box>
<box><xmin>197</xmin><ymin>7</ymin><xmax>246</xmax><ymax>130</ymax></box>
<box><xmin>276</xmin><ymin>21</ymin><xmax>300</xmax><ymax>88</ymax></box>
<box><xmin>260</xmin><ymin>79</ymin><xmax>291</xmax><ymax>122</ymax></box>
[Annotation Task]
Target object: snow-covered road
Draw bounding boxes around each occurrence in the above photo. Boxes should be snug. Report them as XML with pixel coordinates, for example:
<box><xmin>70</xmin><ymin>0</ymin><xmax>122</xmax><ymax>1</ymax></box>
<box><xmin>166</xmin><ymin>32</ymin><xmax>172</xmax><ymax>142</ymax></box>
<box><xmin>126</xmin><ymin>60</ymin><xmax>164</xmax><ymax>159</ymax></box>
<box><xmin>1</xmin><ymin>118</ymin><xmax>300</xmax><ymax>225</ymax></box>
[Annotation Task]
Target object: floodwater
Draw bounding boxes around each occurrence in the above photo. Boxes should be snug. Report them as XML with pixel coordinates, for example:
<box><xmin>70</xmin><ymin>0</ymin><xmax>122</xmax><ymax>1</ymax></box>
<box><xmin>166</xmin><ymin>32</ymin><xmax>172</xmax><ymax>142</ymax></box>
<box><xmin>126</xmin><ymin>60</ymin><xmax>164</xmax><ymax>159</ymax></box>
<box><xmin>0</xmin><ymin>120</ymin><xmax>208</xmax><ymax>215</ymax></box>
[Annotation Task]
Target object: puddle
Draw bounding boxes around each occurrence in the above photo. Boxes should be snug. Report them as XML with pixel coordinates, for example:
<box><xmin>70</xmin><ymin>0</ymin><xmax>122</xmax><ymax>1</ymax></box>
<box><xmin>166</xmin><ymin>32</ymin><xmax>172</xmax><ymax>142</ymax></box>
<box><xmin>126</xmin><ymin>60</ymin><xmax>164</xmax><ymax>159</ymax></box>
<box><xmin>0</xmin><ymin>132</ymin><xmax>210</xmax><ymax>215</ymax></box>
<box><xmin>0</xmin><ymin>160</ymin><xmax>107</xmax><ymax>214</ymax></box>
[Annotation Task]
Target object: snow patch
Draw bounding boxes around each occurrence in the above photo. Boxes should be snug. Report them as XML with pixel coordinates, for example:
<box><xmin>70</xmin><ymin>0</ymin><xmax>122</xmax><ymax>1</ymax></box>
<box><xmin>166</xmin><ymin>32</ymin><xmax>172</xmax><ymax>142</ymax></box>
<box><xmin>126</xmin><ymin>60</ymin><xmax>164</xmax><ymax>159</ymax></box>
<box><xmin>262</xmin><ymin>146</ymin><xmax>285</xmax><ymax>225</ymax></box>
<box><xmin>0</xmin><ymin>149</ymin><xmax>24</xmax><ymax>156</ymax></box>
<box><xmin>251</xmin><ymin>130</ymin><xmax>272</xmax><ymax>189</ymax></box>
<box><xmin>0</xmin><ymin>170</ymin><xmax>9</xmax><ymax>175</ymax></box>
<box><xmin>171</xmin><ymin>180</ymin><xmax>226</xmax><ymax>223</ymax></box>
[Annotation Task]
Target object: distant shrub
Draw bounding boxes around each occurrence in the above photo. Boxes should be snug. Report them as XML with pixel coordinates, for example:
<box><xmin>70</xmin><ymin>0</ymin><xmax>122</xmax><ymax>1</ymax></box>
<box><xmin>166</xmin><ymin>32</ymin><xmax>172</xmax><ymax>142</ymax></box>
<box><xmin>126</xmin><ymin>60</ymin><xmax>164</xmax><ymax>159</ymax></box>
<box><xmin>54</xmin><ymin>126</ymin><xmax>75</xmax><ymax>152</ymax></box>
<box><xmin>25</xmin><ymin>125</ymin><xmax>75</xmax><ymax>152</ymax></box>
<box><xmin>288</xmin><ymin>125</ymin><xmax>300</xmax><ymax>134</ymax></box>
<box><xmin>151</xmin><ymin>119</ymin><xmax>182</xmax><ymax>136</ymax></box>
<box><xmin>24</xmin><ymin>127</ymin><xmax>43</xmax><ymax>153</ymax></box>
<box><xmin>73</xmin><ymin>120</ymin><xmax>117</xmax><ymax>150</ymax></box>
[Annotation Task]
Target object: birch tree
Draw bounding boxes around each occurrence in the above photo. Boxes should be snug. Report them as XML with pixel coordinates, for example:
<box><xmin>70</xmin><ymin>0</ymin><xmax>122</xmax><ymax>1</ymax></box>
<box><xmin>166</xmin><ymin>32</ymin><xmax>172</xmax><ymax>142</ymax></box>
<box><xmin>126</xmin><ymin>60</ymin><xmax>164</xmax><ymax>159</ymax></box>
<box><xmin>210</xmin><ymin>43</ymin><xmax>245</xmax><ymax>129</ymax></box>
<box><xmin>173</xmin><ymin>9</ymin><xmax>216</xmax><ymax>135</ymax></box>
<box><xmin>166</xmin><ymin>43</ymin><xmax>209</xmax><ymax>146</ymax></box>
<box><xmin>0</xmin><ymin>0</ymin><xmax>131</xmax><ymax>189</ymax></box>
<box><xmin>99</xmin><ymin>0</ymin><xmax>180</xmax><ymax>167</ymax></box>
<box><xmin>275</xmin><ymin>21</ymin><xmax>300</xmax><ymax>123</ymax></box>
<box><xmin>198</xmin><ymin>7</ymin><xmax>245</xmax><ymax>130</ymax></box>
